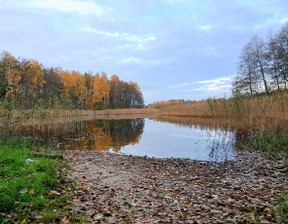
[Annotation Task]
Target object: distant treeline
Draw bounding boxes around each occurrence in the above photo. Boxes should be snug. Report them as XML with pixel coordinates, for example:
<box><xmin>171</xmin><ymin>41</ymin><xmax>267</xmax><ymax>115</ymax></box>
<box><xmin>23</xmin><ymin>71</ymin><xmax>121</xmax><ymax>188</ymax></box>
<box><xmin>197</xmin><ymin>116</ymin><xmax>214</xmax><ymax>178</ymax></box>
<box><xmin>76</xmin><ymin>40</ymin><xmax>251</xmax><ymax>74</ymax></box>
<box><xmin>233</xmin><ymin>23</ymin><xmax>288</xmax><ymax>96</ymax></box>
<box><xmin>0</xmin><ymin>51</ymin><xmax>144</xmax><ymax>109</ymax></box>
<box><xmin>148</xmin><ymin>99</ymin><xmax>198</xmax><ymax>108</ymax></box>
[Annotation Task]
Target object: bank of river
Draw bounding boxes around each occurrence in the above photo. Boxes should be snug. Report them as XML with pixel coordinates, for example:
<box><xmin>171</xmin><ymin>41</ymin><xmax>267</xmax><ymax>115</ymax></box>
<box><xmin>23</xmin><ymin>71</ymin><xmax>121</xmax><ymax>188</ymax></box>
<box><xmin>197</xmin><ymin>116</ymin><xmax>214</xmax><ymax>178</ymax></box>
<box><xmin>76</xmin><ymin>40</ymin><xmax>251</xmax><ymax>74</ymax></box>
<box><xmin>64</xmin><ymin>150</ymin><xmax>287</xmax><ymax>223</ymax></box>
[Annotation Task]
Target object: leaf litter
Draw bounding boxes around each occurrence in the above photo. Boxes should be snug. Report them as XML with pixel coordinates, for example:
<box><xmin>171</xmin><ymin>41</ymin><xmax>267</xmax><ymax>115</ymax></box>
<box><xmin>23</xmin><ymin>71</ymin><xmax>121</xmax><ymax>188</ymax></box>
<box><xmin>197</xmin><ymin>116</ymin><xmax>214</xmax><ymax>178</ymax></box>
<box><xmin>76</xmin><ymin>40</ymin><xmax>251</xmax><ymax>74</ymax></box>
<box><xmin>63</xmin><ymin>150</ymin><xmax>288</xmax><ymax>223</ymax></box>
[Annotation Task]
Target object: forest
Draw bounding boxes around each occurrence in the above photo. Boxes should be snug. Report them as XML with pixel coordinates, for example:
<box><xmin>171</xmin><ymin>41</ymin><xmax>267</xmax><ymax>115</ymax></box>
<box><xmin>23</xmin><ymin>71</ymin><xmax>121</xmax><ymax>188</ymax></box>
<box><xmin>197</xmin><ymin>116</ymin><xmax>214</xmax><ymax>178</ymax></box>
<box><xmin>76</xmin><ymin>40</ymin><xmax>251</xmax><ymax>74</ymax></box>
<box><xmin>0</xmin><ymin>51</ymin><xmax>144</xmax><ymax>110</ymax></box>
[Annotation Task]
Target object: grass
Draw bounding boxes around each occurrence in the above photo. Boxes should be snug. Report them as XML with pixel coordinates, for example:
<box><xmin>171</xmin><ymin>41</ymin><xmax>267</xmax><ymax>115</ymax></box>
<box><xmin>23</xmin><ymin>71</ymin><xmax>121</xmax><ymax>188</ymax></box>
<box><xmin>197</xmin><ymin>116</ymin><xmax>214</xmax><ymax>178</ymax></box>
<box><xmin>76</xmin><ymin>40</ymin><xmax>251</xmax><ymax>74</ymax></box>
<box><xmin>0</xmin><ymin>137</ymin><xmax>84</xmax><ymax>223</ymax></box>
<box><xmin>277</xmin><ymin>195</ymin><xmax>288</xmax><ymax>221</ymax></box>
<box><xmin>243</xmin><ymin>129</ymin><xmax>288</xmax><ymax>158</ymax></box>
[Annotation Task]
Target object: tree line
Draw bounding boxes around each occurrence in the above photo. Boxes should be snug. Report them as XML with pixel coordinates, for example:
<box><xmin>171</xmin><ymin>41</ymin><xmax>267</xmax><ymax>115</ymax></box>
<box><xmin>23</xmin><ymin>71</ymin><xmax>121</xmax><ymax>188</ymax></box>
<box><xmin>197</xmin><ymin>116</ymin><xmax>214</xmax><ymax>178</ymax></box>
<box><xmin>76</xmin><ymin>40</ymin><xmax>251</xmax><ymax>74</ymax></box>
<box><xmin>148</xmin><ymin>99</ymin><xmax>185</xmax><ymax>108</ymax></box>
<box><xmin>233</xmin><ymin>23</ymin><xmax>288</xmax><ymax>96</ymax></box>
<box><xmin>0</xmin><ymin>51</ymin><xmax>144</xmax><ymax>109</ymax></box>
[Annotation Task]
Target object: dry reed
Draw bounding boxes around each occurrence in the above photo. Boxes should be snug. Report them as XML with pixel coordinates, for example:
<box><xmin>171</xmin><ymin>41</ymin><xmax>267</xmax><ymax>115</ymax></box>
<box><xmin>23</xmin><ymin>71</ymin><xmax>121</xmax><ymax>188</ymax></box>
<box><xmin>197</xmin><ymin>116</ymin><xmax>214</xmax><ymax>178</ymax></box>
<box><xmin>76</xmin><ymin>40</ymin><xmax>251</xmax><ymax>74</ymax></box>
<box><xmin>160</xmin><ymin>91</ymin><xmax>288</xmax><ymax>130</ymax></box>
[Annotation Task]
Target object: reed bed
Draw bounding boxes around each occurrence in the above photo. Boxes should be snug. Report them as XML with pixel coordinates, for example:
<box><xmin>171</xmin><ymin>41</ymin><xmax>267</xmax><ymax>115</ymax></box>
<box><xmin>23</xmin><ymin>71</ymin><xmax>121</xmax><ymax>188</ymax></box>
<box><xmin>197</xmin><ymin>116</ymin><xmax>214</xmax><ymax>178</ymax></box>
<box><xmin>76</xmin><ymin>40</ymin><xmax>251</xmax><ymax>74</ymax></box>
<box><xmin>161</xmin><ymin>91</ymin><xmax>288</xmax><ymax>130</ymax></box>
<box><xmin>0</xmin><ymin>108</ymin><xmax>159</xmax><ymax>128</ymax></box>
<box><xmin>35</xmin><ymin>108</ymin><xmax>160</xmax><ymax>118</ymax></box>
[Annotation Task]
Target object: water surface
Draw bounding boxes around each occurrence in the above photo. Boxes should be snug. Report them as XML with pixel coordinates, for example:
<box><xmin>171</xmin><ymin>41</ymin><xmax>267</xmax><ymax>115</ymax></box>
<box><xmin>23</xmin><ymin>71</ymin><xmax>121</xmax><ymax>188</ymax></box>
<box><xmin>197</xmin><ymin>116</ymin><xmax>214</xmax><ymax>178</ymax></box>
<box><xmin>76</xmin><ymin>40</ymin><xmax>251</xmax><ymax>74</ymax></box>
<box><xmin>56</xmin><ymin>118</ymin><xmax>236</xmax><ymax>161</ymax></box>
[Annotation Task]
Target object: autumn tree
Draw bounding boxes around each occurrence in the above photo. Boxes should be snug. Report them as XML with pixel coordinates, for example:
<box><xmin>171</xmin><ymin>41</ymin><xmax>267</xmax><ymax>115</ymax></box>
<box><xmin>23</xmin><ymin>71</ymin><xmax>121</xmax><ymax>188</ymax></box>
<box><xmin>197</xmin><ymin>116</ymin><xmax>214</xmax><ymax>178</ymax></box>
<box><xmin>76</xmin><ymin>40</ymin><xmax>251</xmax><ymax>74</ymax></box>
<box><xmin>42</xmin><ymin>67</ymin><xmax>63</xmax><ymax>107</ymax></box>
<box><xmin>0</xmin><ymin>51</ymin><xmax>145</xmax><ymax>109</ymax></box>
<box><xmin>61</xmin><ymin>71</ymin><xmax>87</xmax><ymax>108</ymax></box>
<box><xmin>0</xmin><ymin>51</ymin><xmax>21</xmax><ymax>99</ymax></box>
<box><xmin>109</xmin><ymin>74</ymin><xmax>121</xmax><ymax>108</ymax></box>
<box><xmin>18</xmin><ymin>59</ymin><xmax>45</xmax><ymax>107</ymax></box>
<box><xmin>89</xmin><ymin>72</ymin><xmax>111</xmax><ymax>109</ymax></box>
<box><xmin>101</xmin><ymin>72</ymin><xmax>111</xmax><ymax>109</ymax></box>
<box><xmin>84</xmin><ymin>72</ymin><xmax>93</xmax><ymax>107</ymax></box>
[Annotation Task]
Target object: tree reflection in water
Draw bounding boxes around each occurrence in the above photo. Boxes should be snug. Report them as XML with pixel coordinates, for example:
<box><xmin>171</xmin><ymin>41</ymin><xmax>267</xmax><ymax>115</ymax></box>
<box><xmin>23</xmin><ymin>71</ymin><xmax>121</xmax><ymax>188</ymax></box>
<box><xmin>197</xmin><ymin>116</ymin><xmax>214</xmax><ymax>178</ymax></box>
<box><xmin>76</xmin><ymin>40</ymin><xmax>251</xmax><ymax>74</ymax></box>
<box><xmin>16</xmin><ymin>117</ymin><xmax>237</xmax><ymax>161</ymax></box>
<box><xmin>62</xmin><ymin>119</ymin><xmax>145</xmax><ymax>152</ymax></box>
<box><xmin>16</xmin><ymin>119</ymin><xmax>145</xmax><ymax>152</ymax></box>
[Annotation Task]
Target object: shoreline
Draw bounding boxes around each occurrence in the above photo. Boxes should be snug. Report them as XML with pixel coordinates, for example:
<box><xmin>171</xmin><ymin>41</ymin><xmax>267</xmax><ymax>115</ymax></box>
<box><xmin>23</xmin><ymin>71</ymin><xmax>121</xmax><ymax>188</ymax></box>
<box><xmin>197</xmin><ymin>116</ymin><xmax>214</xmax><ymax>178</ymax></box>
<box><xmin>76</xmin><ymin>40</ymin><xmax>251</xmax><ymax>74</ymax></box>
<box><xmin>63</xmin><ymin>149</ymin><xmax>288</xmax><ymax>223</ymax></box>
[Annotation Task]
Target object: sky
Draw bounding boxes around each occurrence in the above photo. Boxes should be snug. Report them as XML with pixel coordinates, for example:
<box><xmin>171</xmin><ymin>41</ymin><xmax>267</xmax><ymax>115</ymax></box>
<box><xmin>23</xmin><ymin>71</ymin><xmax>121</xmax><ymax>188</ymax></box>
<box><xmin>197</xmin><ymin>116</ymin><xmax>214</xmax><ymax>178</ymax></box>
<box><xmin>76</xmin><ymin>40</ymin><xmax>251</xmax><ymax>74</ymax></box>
<box><xmin>0</xmin><ymin>0</ymin><xmax>288</xmax><ymax>104</ymax></box>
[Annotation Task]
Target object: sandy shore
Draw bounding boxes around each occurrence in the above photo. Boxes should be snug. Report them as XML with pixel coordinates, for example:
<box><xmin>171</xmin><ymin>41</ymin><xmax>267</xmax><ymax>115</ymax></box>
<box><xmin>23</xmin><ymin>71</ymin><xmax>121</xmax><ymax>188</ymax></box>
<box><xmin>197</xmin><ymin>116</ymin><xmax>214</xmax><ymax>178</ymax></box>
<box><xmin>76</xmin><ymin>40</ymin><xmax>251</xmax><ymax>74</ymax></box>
<box><xmin>63</xmin><ymin>150</ymin><xmax>288</xmax><ymax>223</ymax></box>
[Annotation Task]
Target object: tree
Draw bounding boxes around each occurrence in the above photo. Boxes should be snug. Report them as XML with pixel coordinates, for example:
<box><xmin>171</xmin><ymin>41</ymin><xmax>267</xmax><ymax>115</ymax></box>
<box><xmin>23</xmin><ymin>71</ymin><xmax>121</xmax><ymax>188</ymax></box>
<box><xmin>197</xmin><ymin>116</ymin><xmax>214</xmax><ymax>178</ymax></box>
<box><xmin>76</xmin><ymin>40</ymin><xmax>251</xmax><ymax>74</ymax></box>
<box><xmin>251</xmin><ymin>36</ymin><xmax>270</xmax><ymax>94</ymax></box>
<box><xmin>60</xmin><ymin>71</ymin><xmax>87</xmax><ymax>107</ymax></box>
<box><xmin>274</xmin><ymin>23</ymin><xmax>288</xmax><ymax>89</ymax></box>
<box><xmin>109</xmin><ymin>75</ymin><xmax>121</xmax><ymax>108</ymax></box>
<box><xmin>89</xmin><ymin>72</ymin><xmax>111</xmax><ymax>109</ymax></box>
<box><xmin>0</xmin><ymin>51</ymin><xmax>145</xmax><ymax>109</ymax></box>
<box><xmin>101</xmin><ymin>72</ymin><xmax>110</xmax><ymax>109</ymax></box>
<box><xmin>84</xmin><ymin>72</ymin><xmax>93</xmax><ymax>107</ymax></box>
<box><xmin>233</xmin><ymin>42</ymin><xmax>258</xmax><ymax>95</ymax></box>
<box><xmin>19</xmin><ymin>59</ymin><xmax>45</xmax><ymax>107</ymax></box>
<box><xmin>42</xmin><ymin>67</ymin><xmax>63</xmax><ymax>107</ymax></box>
<box><xmin>128</xmin><ymin>81</ymin><xmax>144</xmax><ymax>108</ymax></box>
<box><xmin>0</xmin><ymin>51</ymin><xmax>21</xmax><ymax>99</ymax></box>
<box><xmin>233</xmin><ymin>36</ymin><xmax>271</xmax><ymax>96</ymax></box>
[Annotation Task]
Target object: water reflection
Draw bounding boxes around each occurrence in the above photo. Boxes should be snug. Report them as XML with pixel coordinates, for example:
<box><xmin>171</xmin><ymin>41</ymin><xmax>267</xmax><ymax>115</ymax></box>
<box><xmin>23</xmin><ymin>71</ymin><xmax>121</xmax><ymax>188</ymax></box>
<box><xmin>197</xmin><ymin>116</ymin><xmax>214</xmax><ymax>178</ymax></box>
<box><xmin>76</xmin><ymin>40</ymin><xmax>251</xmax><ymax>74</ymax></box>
<box><xmin>59</xmin><ymin>119</ymin><xmax>145</xmax><ymax>152</ymax></box>
<box><xmin>152</xmin><ymin>117</ymin><xmax>236</xmax><ymax>161</ymax></box>
<box><xmin>116</xmin><ymin>119</ymin><xmax>236</xmax><ymax>161</ymax></box>
<box><xmin>17</xmin><ymin>117</ymin><xmax>237</xmax><ymax>161</ymax></box>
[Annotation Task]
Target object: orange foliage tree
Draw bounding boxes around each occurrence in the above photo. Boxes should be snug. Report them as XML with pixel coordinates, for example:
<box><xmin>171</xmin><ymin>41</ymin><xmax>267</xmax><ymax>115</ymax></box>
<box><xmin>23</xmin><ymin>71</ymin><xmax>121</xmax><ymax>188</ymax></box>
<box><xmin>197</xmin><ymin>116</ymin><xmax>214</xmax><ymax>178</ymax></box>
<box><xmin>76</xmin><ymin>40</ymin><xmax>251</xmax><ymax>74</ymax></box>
<box><xmin>0</xmin><ymin>51</ymin><xmax>144</xmax><ymax>109</ymax></box>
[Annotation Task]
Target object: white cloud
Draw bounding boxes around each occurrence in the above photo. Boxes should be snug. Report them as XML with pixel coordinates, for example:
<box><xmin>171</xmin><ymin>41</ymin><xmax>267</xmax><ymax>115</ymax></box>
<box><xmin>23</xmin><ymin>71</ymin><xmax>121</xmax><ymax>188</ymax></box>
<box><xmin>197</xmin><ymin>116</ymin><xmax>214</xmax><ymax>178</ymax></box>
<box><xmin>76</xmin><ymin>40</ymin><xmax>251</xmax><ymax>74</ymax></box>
<box><xmin>280</xmin><ymin>18</ymin><xmax>288</xmax><ymax>24</ymax></box>
<box><xmin>196</xmin><ymin>77</ymin><xmax>232</xmax><ymax>84</ymax></box>
<box><xmin>25</xmin><ymin>0</ymin><xmax>108</xmax><ymax>16</ymax></box>
<box><xmin>118</xmin><ymin>57</ymin><xmax>156</xmax><ymax>65</ymax></box>
<box><xmin>82</xmin><ymin>27</ymin><xmax>156</xmax><ymax>43</ymax></box>
<box><xmin>186</xmin><ymin>77</ymin><xmax>232</xmax><ymax>93</ymax></box>
<box><xmin>118</xmin><ymin>57</ymin><xmax>144</xmax><ymax>64</ymax></box>
<box><xmin>197</xmin><ymin>25</ymin><xmax>212</xmax><ymax>31</ymax></box>
<box><xmin>169</xmin><ymin>82</ymin><xmax>195</xmax><ymax>88</ymax></box>
<box><xmin>82</xmin><ymin>27</ymin><xmax>120</xmax><ymax>37</ymax></box>
<box><xmin>170</xmin><ymin>77</ymin><xmax>232</xmax><ymax>88</ymax></box>
<box><xmin>189</xmin><ymin>84</ymin><xmax>231</xmax><ymax>92</ymax></box>
<box><xmin>116</xmin><ymin>44</ymin><xmax>144</xmax><ymax>51</ymax></box>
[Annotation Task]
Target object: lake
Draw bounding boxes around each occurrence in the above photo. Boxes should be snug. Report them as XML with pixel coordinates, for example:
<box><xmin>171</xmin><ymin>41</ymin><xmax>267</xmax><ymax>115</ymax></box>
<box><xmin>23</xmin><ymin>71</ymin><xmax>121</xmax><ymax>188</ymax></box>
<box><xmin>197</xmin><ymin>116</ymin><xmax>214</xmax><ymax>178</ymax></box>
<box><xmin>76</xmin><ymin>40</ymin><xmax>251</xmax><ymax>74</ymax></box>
<box><xmin>49</xmin><ymin>118</ymin><xmax>237</xmax><ymax>162</ymax></box>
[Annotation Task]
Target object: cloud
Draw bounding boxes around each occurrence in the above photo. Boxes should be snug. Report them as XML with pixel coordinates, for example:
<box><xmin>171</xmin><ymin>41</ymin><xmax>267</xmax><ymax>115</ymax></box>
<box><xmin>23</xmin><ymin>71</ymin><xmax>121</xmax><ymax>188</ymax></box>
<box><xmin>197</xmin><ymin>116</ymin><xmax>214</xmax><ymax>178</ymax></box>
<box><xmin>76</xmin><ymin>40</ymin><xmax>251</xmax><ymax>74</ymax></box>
<box><xmin>170</xmin><ymin>77</ymin><xmax>232</xmax><ymax>88</ymax></box>
<box><xmin>196</xmin><ymin>77</ymin><xmax>232</xmax><ymax>84</ymax></box>
<box><xmin>82</xmin><ymin>26</ymin><xmax>156</xmax><ymax>43</ymax></box>
<box><xmin>187</xmin><ymin>77</ymin><xmax>232</xmax><ymax>93</ymax></box>
<box><xmin>118</xmin><ymin>57</ymin><xmax>156</xmax><ymax>65</ymax></box>
<box><xmin>118</xmin><ymin>57</ymin><xmax>144</xmax><ymax>64</ymax></box>
<box><xmin>197</xmin><ymin>25</ymin><xmax>213</xmax><ymax>31</ymax></box>
<box><xmin>169</xmin><ymin>82</ymin><xmax>195</xmax><ymax>88</ymax></box>
<box><xmin>24</xmin><ymin>0</ymin><xmax>108</xmax><ymax>16</ymax></box>
<box><xmin>188</xmin><ymin>84</ymin><xmax>231</xmax><ymax>92</ymax></box>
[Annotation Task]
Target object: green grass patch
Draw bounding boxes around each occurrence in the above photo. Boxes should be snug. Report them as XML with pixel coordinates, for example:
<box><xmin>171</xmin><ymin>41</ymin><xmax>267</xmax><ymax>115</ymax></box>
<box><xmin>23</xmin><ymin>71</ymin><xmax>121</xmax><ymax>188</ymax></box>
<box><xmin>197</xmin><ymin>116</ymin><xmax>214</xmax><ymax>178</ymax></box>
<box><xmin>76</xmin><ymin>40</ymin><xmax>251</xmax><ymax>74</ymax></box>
<box><xmin>245</xmin><ymin>129</ymin><xmax>288</xmax><ymax>163</ymax></box>
<box><xmin>0</xmin><ymin>137</ymin><xmax>83</xmax><ymax>223</ymax></box>
<box><xmin>277</xmin><ymin>195</ymin><xmax>288</xmax><ymax>221</ymax></box>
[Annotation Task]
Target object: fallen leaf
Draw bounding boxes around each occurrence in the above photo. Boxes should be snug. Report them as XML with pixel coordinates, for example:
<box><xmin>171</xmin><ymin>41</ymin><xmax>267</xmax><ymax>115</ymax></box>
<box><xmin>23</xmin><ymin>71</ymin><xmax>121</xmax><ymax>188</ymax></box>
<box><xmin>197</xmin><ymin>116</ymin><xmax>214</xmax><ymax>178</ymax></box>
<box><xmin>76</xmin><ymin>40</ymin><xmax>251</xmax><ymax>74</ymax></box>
<box><xmin>49</xmin><ymin>190</ymin><xmax>60</xmax><ymax>196</ymax></box>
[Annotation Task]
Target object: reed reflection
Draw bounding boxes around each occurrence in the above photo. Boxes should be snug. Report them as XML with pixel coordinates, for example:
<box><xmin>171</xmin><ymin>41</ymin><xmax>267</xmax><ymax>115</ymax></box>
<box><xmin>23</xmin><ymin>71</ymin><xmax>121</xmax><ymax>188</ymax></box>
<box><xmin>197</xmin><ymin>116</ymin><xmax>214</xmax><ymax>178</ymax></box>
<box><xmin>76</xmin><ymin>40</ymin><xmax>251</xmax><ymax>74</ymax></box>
<box><xmin>153</xmin><ymin>117</ymin><xmax>236</xmax><ymax>161</ymax></box>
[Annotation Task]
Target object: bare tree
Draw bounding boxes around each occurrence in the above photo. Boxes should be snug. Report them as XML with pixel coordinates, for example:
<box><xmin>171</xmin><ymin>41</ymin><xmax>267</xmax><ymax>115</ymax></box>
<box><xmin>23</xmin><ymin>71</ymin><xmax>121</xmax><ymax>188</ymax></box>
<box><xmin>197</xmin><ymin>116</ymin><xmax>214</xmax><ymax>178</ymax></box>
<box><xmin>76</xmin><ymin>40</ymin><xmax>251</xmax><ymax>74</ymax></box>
<box><xmin>233</xmin><ymin>40</ymin><xmax>258</xmax><ymax>95</ymax></box>
<box><xmin>251</xmin><ymin>36</ymin><xmax>270</xmax><ymax>94</ymax></box>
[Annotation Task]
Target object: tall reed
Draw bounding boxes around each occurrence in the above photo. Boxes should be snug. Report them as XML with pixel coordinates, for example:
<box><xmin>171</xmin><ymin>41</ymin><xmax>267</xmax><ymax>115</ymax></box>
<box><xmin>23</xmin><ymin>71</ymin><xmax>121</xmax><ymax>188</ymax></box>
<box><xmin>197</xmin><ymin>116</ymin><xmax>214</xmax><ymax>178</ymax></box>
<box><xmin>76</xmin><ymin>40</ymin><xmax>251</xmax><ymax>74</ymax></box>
<box><xmin>161</xmin><ymin>91</ymin><xmax>288</xmax><ymax>130</ymax></box>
